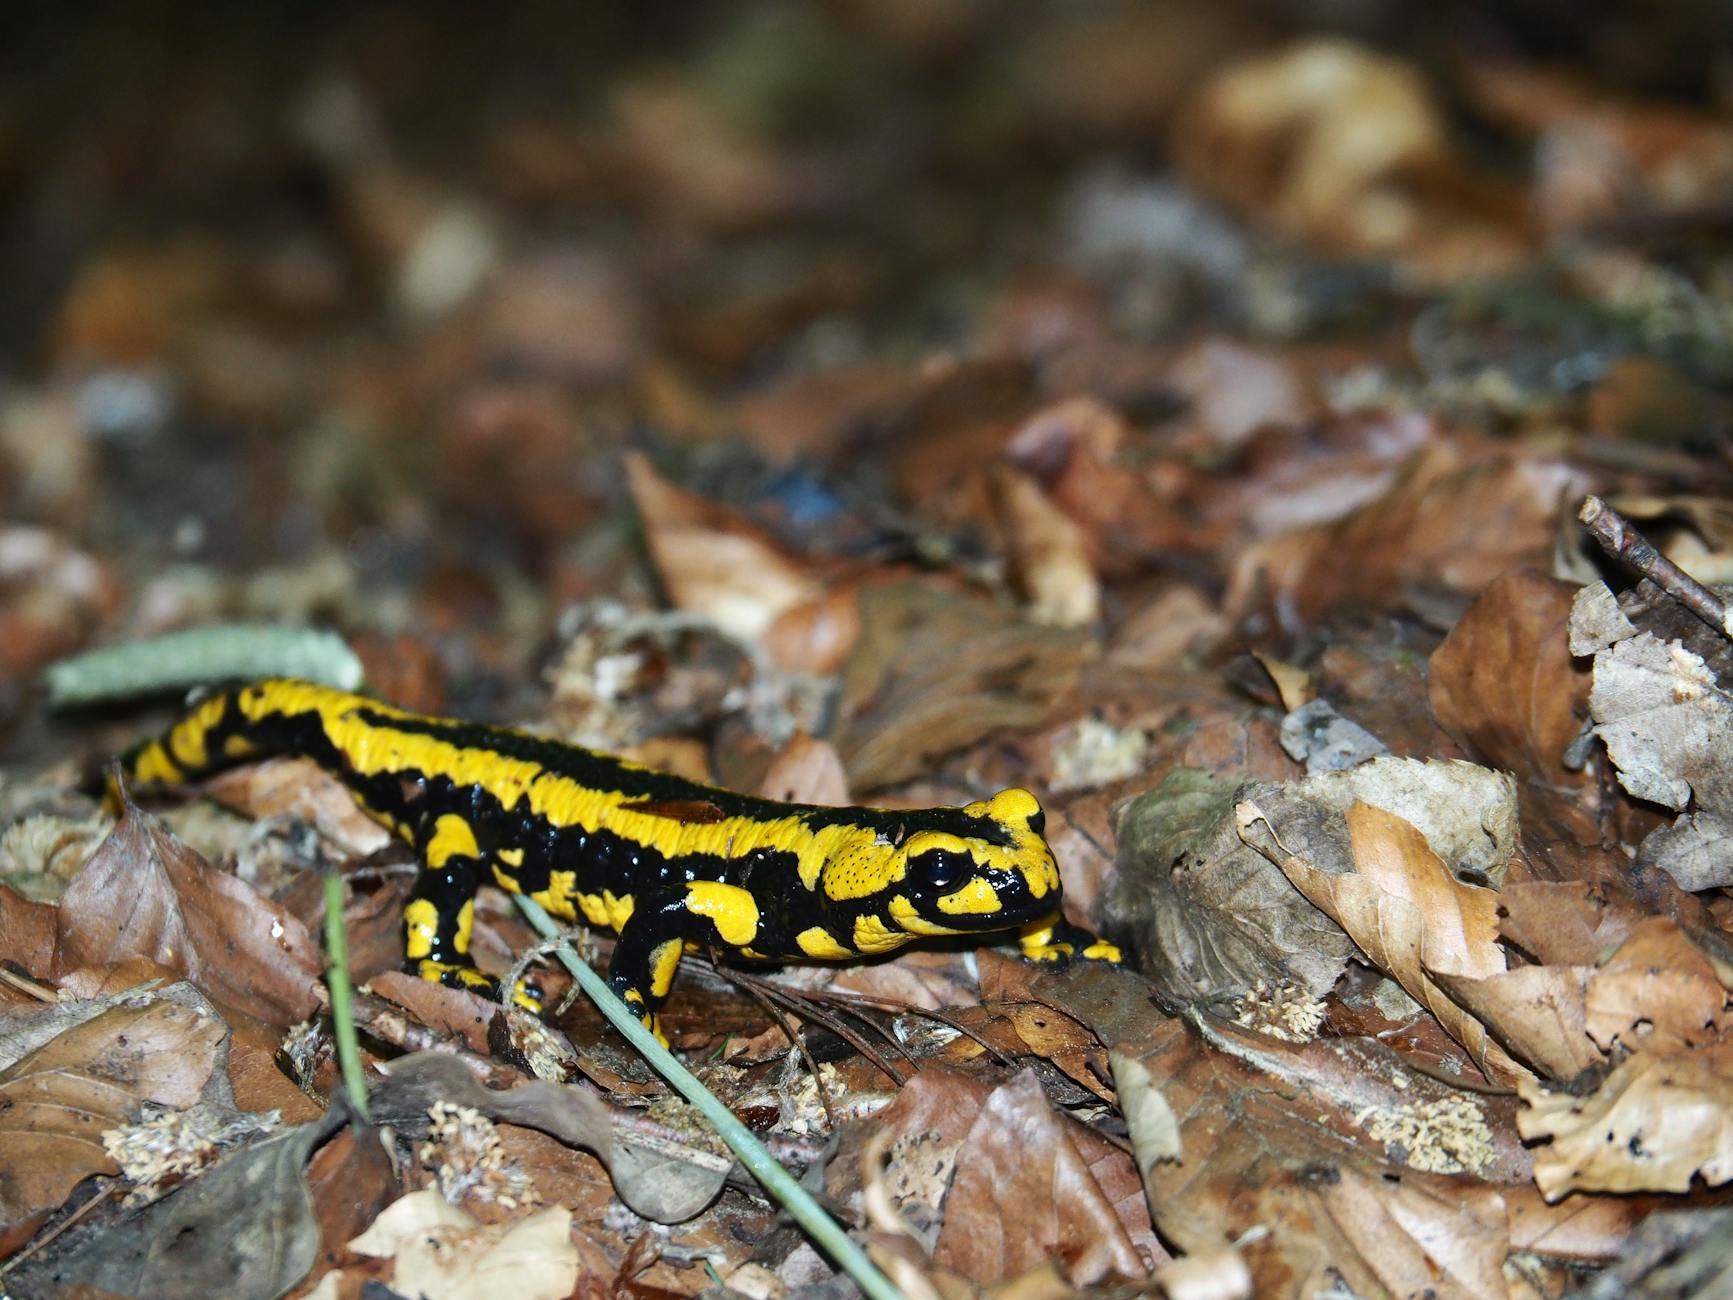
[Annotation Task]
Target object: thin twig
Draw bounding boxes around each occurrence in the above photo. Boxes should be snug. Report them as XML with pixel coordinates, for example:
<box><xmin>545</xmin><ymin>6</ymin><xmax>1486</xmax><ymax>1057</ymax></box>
<box><xmin>728</xmin><ymin>969</ymin><xmax>910</xmax><ymax>1086</ymax></box>
<box><xmin>1579</xmin><ymin>495</ymin><xmax>1732</xmax><ymax>641</ymax></box>
<box><xmin>0</xmin><ymin>966</ymin><xmax>57</xmax><ymax>1001</ymax></box>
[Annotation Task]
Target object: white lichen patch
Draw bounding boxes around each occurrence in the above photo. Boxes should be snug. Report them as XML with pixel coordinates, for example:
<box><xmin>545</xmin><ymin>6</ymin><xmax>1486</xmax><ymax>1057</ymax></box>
<box><xmin>103</xmin><ymin>1106</ymin><xmax>279</xmax><ymax>1203</ymax></box>
<box><xmin>1233</xmin><ymin>980</ymin><xmax>1327</xmax><ymax>1042</ymax></box>
<box><xmin>421</xmin><ymin>1102</ymin><xmax>539</xmax><ymax>1210</ymax></box>
<box><xmin>1355</xmin><ymin>1094</ymin><xmax>1495</xmax><ymax>1175</ymax></box>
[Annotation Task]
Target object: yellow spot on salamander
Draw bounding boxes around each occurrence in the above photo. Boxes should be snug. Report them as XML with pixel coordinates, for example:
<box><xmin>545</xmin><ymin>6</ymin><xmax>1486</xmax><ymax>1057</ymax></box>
<box><xmin>796</xmin><ymin>926</ymin><xmax>855</xmax><ymax>960</ymax></box>
<box><xmin>425</xmin><ymin>814</ymin><xmax>479</xmax><ymax>869</ymax></box>
<box><xmin>491</xmin><ymin>865</ymin><xmax>523</xmax><ymax>893</ymax></box>
<box><xmin>223</xmin><ymin>734</ymin><xmax>257</xmax><ymax>759</ymax></box>
<box><xmin>168</xmin><ymin>694</ymin><xmax>228</xmax><ymax>769</ymax></box>
<box><xmin>647</xmin><ymin>939</ymin><xmax>684</xmax><ymax>999</ymax></box>
<box><xmin>888</xmin><ymin>895</ymin><xmax>964</xmax><ymax>937</ymax></box>
<box><xmin>454</xmin><ymin>898</ymin><xmax>474</xmax><ymax>955</ymax></box>
<box><xmin>497</xmin><ymin>847</ymin><xmax>524</xmax><ymax>867</ymax></box>
<box><xmin>404</xmin><ymin>898</ymin><xmax>439</xmax><ymax>960</ymax></box>
<box><xmin>131</xmin><ymin>741</ymin><xmax>182</xmax><ymax>787</ymax></box>
<box><xmin>685</xmin><ymin>881</ymin><xmax>759</xmax><ymax>947</ymax></box>
<box><xmin>531</xmin><ymin>869</ymin><xmax>577</xmax><ymax>918</ymax></box>
<box><xmin>852</xmin><ymin>913</ymin><xmax>908</xmax><ymax>955</ymax></box>
<box><xmin>603</xmin><ymin>890</ymin><xmax>634</xmax><ymax>932</ymax></box>
<box><xmin>937</xmin><ymin>876</ymin><xmax>1001</xmax><ymax>916</ymax></box>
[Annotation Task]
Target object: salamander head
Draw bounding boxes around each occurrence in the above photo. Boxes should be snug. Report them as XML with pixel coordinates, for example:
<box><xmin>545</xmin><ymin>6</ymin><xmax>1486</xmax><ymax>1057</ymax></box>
<box><xmin>871</xmin><ymin>787</ymin><xmax>1062</xmax><ymax>939</ymax></box>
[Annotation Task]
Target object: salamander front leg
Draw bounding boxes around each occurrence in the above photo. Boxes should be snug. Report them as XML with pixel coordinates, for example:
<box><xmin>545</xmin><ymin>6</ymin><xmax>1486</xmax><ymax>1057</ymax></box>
<box><xmin>405</xmin><ymin>813</ymin><xmax>539</xmax><ymax>1010</ymax></box>
<box><xmin>605</xmin><ymin>894</ymin><xmax>693</xmax><ymax>1046</ymax></box>
<box><xmin>1018</xmin><ymin>914</ymin><xmax>1122</xmax><ymax>964</ymax></box>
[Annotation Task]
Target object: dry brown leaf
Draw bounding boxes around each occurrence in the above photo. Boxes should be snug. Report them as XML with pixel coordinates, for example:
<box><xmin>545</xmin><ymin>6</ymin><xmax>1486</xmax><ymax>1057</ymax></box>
<box><xmin>0</xmin><ymin>995</ymin><xmax>223</xmax><ymax>1230</ymax></box>
<box><xmin>1238</xmin><ymin>799</ymin><xmax>1525</xmax><ymax>1082</ymax></box>
<box><xmin>1583</xmin><ymin>917</ymin><xmax>1732</xmax><ymax>1056</ymax></box>
<box><xmin>1002</xmin><ymin>396</ymin><xmax>1185</xmax><ymax>572</ymax></box>
<box><xmin>935</xmin><ymin>1071</ymin><xmax>1147</xmax><ymax>1286</ymax></box>
<box><xmin>0</xmin><ymin>883</ymin><xmax>57</xmax><ymax>982</ymax></box>
<box><xmin>989</xmin><ymin>464</ymin><xmax>1100</xmax><ymax>629</ymax></box>
<box><xmin>1518</xmin><ymin>1043</ymin><xmax>1733</xmax><ymax>1200</ymax></box>
<box><xmin>1498</xmin><ymin>880</ymin><xmax>1650</xmax><ymax>966</ymax></box>
<box><xmin>56</xmin><ymin>797</ymin><xmax>324</xmax><ymax>1027</ymax></box>
<box><xmin>868</xmin><ymin>1069</ymin><xmax>1156</xmax><ymax>1287</ymax></box>
<box><xmin>1428</xmin><ymin>570</ymin><xmax>1591</xmax><ymax>789</ymax></box>
<box><xmin>833</xmin><ymin>582</ymin><xmax>1088</xmax><ymax>790</ymax></box>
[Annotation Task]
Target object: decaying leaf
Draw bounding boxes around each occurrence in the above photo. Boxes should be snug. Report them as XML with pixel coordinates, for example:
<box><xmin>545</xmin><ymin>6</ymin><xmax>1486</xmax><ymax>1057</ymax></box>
<box><xmin>1582</xmin><ymin>917</ymin><xmax>1732</xmax><ymax>1056</ymax></box>
<box><xmin>1519</xmin><ymin>1043</ymin><xmax>1733</xmax><ymax>1200</ymax></box>
<box><xmin>9</xmin><ymin>1100</ymin><xmax>349</xmax><ymax>1299</ymax></box>
<box><xmin>1104</xmin><ymin>757</ymin><xmax>1516</xmax><ymax>1009</ymax></box>
<box><xmin>1583</xmin><ymin>625</ymin><xmax>1733</xmax><ymax>890</ymax></box>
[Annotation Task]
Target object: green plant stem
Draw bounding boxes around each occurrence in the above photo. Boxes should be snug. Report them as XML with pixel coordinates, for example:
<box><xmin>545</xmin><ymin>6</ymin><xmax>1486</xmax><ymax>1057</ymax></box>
<box><xmin>324</xmin><ymin>873</ymin><xmax>371</xmax><ymax>1120</ymax></box>
<box><xmin>511</xmin><ymin>894</ymin><xmax>900</xmax><ymax>1300</ymax></box>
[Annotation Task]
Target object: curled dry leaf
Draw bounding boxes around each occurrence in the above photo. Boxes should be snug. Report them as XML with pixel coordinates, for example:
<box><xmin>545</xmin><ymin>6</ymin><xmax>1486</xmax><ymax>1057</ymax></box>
<box><xmin>56</xmin><ymin>796</ymin><xmax>324</xmax><ymax>1027</ymax></box>
<box><xmin>0</xmin><ymin>994</ymin><xmax>223</xmax><ymax>1230</ymax></box>
<box><xmin>1518</xmin><ymin>1043</ymin><xmax>1733</xmax><ymax>1201</ymax></box>
<box><xmin>1238</xmin><ymin>799</ymin><xmax>1526</xmax><ymax>1083</ymax></box>
<box><xmin>1431</xmin><ymin>964</ymin><xmax>1600</xmax><ymax>1081</ymax></box>
<box><xmin>1101</xmin><ymin>768</ymin><xmax>1359</xmax><ymax>1006</ymax></box>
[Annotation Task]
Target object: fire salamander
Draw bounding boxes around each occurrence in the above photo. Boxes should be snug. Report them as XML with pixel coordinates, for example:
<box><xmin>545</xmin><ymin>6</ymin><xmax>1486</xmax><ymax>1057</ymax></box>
<box><xmin>118</xmin><ymin>679</ymin><xmax>1116</xmax><ymax>1040</ymax></box>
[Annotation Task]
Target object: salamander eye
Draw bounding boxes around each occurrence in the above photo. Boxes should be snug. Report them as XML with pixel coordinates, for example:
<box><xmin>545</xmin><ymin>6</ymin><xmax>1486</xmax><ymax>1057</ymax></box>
<box><xmin>911</xmin><ymin>848</ymin><xmax>971</xmax><ymax>892</ymax></box>
<box><xmin>1027</xmin><ymin>809</ymin><xmax>1046</xmax><ymax>835</ymax></box>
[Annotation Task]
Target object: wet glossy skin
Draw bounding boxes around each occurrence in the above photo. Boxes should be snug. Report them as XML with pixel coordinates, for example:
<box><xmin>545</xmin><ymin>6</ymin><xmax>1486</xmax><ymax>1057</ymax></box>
<box><xmin>122</xmin><ymin>679</ymin><xmax>1108</xmax><ymax>1035</ymax></box>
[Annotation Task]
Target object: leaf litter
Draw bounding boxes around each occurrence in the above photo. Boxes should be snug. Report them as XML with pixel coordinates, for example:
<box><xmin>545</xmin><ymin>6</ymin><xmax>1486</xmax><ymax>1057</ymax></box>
<box><xmin>5</xmin><ymin>7</ymin><xmax>1733</xmax><ymax>1296</ymax></box>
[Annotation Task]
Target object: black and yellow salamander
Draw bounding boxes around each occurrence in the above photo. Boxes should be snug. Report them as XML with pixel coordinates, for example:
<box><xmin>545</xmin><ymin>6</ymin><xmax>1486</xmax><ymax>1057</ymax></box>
<box><xmin>118</xmin><ymin>679</ymin><xmax>1115</xmax><ymax>1038</ymax></box>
